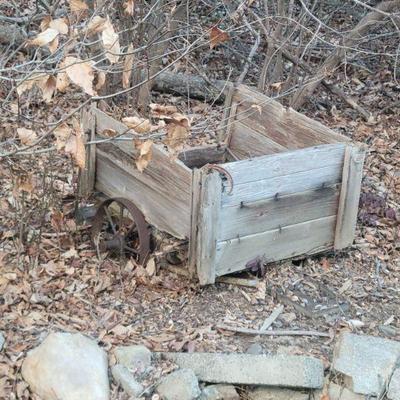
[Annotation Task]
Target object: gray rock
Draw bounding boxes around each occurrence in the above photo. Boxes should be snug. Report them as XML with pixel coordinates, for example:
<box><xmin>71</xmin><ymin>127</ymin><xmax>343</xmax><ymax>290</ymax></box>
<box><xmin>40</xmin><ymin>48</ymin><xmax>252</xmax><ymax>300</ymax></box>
<box><xmin>249</xmin><ymin>387</ymin><xmax>308</xmax><ymax>400</ymax></box>
<box><xmin>111</xmin><ymin>364</ymin><xmax>143</xmax><ymax>397</ymax></box>
<box><xmin>162</xmin><ymin>352</ymin><xmax>323</xmax><ymax>389</ymax></box>
<box><xmin>21</xmin><ymin>332</ymin><xmax>109</xmax><ymax>400</ymax></box>
<box><xmin>201</xmin><ymin>384</ymin><xmax>239</xmax><ymax>399</ymax></box>
<box><xmin>333</xmin><ymin>332</ymin><xmax>400</xmax><ymax>396</ymax></box>
<box><xmin>246</xmin><ymin>343</ymin><xmax>263</xmax><ymax>355</ymax></box>
<box><xmin>314</xmin><ymin>383</ymin><xmax>365</xmax><ymax>400</ymax></box>
<box><xmin>388</xmin><ymin>368</ymin><xmax>400</xmax><ymax>400</ymax></box>
<box><xmin>0</xmin><ymin>332</ymin><xmax>4</xmax><ymax>351</ymax></box>
<box><xmin>114</xmin><ymin>345</ymin><xmax>151</xmax><ymax>375</ymax></box>
<box><xmin>156</xmin><ymin>369</ymin><xmax>201</xmax><ymax>400</ymax></box>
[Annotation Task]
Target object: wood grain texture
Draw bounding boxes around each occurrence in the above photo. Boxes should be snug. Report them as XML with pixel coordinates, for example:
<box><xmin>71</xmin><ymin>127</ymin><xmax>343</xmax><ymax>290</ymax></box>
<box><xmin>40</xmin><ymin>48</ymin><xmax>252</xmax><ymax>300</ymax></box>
<box><xmin>228</xmin><ymin>120</ymin><xmax>286</xmax><ymax>160</ymax></box>
<box><xmin>334</xmin><ymin>145</ymin><xmax>366</xmax><ymax>249</ymax></box>
<box><xmin>221</xmin><ymin>144</ymin><xmax>346</xmax><ymax>186</ymax></box>
<box><xmin>196</xmin><ymin>170</ymin><xmax>222</xmax><ymax>285</ymax></box>
<box><xmin>178</xmin><ymin>144</ymin><xmax>227</xmax><ymax>168</ymax></box>
<box><xmin>219</xmin><ymin>184</ymin><xmax>340</xmax><ymax>241</ymax></box>
<box><xmin>188</xmin><ymin>168</ymin><xmax>202</xmax><ymax>278</ymax></box>
<box><xmin>78</xmin><ymin>107</ymin><xmax>96</xmax><ymax>197</ymax></box>
<box><xmin>222</xmin><ymin>164</ymin><xmax>343</xmax><ymax>207</ymax></box>
<box><xmin>93</xmin><ymin>108</ymin><xmax>192</xmax><ymax>239</ymax></box>
<box><xmin>233</xmin><ymin>85</ymin><xmax>349</xmax><ymax>149</ymax></box>
<box><xmin>215</xmin><ymin>215</ymin><xmax>336</xmax><ymax>276</ymax></box>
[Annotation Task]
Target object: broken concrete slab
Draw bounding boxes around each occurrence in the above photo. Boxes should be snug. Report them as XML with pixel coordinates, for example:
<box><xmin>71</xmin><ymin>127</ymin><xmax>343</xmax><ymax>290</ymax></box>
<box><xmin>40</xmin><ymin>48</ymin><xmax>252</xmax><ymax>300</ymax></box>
<box><xmin>333</xmin><ymin>332</ymin><xmax>400</xmax><ymax>396</ymax></box>
<box><xmin>388</xmin><ymin>368</ymin><xmax>400</xmax><ymax>400</ymax></box>
<box><xmin>248</xmin><ymin>387</ymin><xmax>309</xmax><ymax>400</ymax></box>
<box><xmin>156</xmin><ymin>369</ymin><xmax>201</xmax><ymax>400</ymax></box>
<box><xmin>162</xmin><ymin>352</ymin><xmax>324</xmax><ymax>389</ymax></box>
<box><xmin>111</xmin><ymin>364</ymin><xmax>143</xmax><ymax>398</ymax></box>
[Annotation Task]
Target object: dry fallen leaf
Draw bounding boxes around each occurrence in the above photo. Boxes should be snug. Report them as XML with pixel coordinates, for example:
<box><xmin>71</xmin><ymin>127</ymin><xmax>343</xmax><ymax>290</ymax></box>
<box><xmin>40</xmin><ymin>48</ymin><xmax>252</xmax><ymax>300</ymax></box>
<box><xmin>122</xmin><ymin>116</ymin><xmax>152</xmax><ymax>134</ymax></box>
<box><xmin>122</xmin><ymin>44</ymin><xmax>134</xmax><ymax>89</ymax></box>
<box><xmin>69</xmin><ymin>0</ymin><xmax>89</xmax><ymax>12</ymax></box>
<box><xmin>209</xmin><ymin>26</ymin><xmax>230</xmax><ymax>49</ymax></box>
<box><xmin>251</xmin><ymin>104</ymin><xmax>262</xmax><ymax>115</ymax></box>
<box><xmin>64</xmin><ymin>56</ymin><xmax>95</xmax><ymax>96</ymax></box>
<box><xmin>150</xmin><ymin>103</ymin><xmax>178</xmax><ymax>117</ymax></box>
<box><xmin>16</xmin><ymin>74</ymin><xmax>47</xmax><ymax>96</ymax></box>
<box><xmin>15</xmin><ymin>174</ymin><xmax>34</xmax><ymax>194</ymax></box>
<box><xmin>53</xmin><ymin>123</ymin><xmax>72</xmax><ymax>150</ymax></box>
<box><xmin>17</xmin><ymin>128</ymin><xmax>38</xmax><ymax>145</ymax></box>
<box><xmin>41</xmin><ymin>75</ymin><xmax>56</xmax><ymax>102</ymax></box>
<box><xmin>86</xmin><ymin>16</ymin><xmax>106</xmax><ymax>36</ymax></box>
<box><xmin>95</xmin><ymin>71</ymin><xmax>106</xmax><ymax>91</ymax></box>
<box><xmin>134</xmin><ymin>140</ymin><xmax>153</xmax><ymax>172</ymax></box>
<box><xmin>102</xmin><ymin>17</ymin><xmax>120</xmax><ymax>64</ymax></box>
<box><xmin>65</xmin><ymin>122</ymin><xmax>86</xmax><ymax>169</ymax></box>
<box><xmin>100</xmin><ymin>129</ymin><xmax>117</xmax><ymax>137</ymax></box>
<box><xmin>47</xmin><ymin>36</ymin><xmax>59</xmax><ymax>54</ymax></box>
<box><xmin>164</xmin><ymin>113</ymin><xmax>190</xmax><ymax>150</ymax></box>
<box><xmin>27</xmin><ymin>28</ymin><xmax>59</xmax><ymax>49</ymax></box>
<box><xmin>49</xmin><ymin>18</ymin><xmax>69</xmax><ymax>35</ymax></box>
<box><xmin>146</xmin><ymin>257</ymin><xmax>156</xmax><ymax>276</ymax></box>
<box><xmin>123</xmin><ymin>0</ymin><xmax>135</xmax><ymax>15</ymax></box>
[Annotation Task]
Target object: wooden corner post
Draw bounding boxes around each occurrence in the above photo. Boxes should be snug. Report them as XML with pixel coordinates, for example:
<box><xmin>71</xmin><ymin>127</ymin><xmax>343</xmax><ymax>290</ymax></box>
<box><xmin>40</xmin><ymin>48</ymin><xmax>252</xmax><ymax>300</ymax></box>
<box><xmin>190</xmin><ymin>168</ymin><xmax>222</xmax><ymax>285</ymax></box>
<box><xmin>334</xmin><ymin>145</ymin><xmax>366</xmax><ymax>250</ymax></box>
<box><xmin>78</xmin><ymin>106</ymin><xmax>96</xmax><ymax>199</ymax></box>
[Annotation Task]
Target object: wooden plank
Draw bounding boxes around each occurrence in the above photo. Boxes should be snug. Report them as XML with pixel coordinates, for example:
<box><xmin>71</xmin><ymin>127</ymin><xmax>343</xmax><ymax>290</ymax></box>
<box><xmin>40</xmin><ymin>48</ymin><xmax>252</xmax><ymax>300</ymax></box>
<box><xmin>95</xmin><ymin>146</ymin><xmax>191</xmax><ymax>239</ymax></box>
<box><xmin>188</xmin><ymin>168</ymin><xmax>201</xmax><ymax>278</ymax></box>
<box><xmin>178</xmin><ymin>144</ymin><xmax>227</xmax><ymax>168</ymax></box>
<box><xmin>222</xmin><ymin>164</ymin><xmax>343</xmax><ymax>207</ymax></box>
<box><xmin>92</xmin><ymin>107</ymin><xmax>192</xmax><ymax>239</ymax></box>
<box><xmin>78</xmin><ymin>107</ymin><xmax>96</xmax><ymax>197</ymax></box>
<box><xmin>196</xmin><ymin>170</ymin><xmax>222</xmax><ymax>285</ymax></box>
<box><xmin>215</xmin><ymin>215</ymin><xmax>336</xmax><ymax>276</ymax></box>
<box><xmin>233</xmin><ymin>85</ymin><xmax>349</xmax><ymax>148</ymax></box>
<box><xmin>219</xmin><ymin>184</ymin><xmax>340</xmax><ymax>241</ymax></box>
<box><xmin>221</xmin><ymin>144</ymin><xmax>346</xmax><ymax>186</ymax></box>
<box><xmin>334</xmin><ymin>145</ymin><xmax>366</xmax><ymax>249</ymax></box>
<box><xmin>229</xmin><ymin>120</ymin><xmax>286</xmax><ymax>160</ymax></box>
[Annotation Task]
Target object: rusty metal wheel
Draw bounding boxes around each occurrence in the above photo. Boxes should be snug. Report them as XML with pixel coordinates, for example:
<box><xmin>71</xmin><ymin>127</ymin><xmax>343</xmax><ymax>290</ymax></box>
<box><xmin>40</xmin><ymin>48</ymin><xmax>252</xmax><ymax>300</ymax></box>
<box><xmin>91</xmin><ymin>197</ymin><xmax>150</xmax><ymax>264</ymax></box>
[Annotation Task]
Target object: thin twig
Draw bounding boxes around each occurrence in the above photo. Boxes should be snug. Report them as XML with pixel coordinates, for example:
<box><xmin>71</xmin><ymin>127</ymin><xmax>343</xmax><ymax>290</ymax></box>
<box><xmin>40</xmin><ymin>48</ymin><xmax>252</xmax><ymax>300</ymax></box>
<box><xmin>217</xmin><ymin>324</ymin><xmax>330</xmax><ymax>337</ymax></box>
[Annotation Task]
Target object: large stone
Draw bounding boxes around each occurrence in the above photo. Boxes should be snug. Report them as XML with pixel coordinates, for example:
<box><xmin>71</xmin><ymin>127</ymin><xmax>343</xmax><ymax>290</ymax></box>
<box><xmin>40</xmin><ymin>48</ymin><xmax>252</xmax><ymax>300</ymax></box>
<box><xmin>111</xmin><ymin>364</ymin><xmax>143</xmax><ymax>397</ymax></box>
<box><xmin>333</xmin><ymin>333</ymin><xmax>400</xmax><ymax>396</ymax></box>
<box><xmin>388</xmin><ymin>368</ymin><xmax>400</xmax><ymax>400</ymax></box>
<box><xmin>114</xmin><ymin>345</ymin><xmax>151</xmax><ymax>375</ymax></box>
<box><xmin>0</xmin><ymin>332</ymin><xmax>4</xmax><ymax>351</ymax></box>
<box><xmin>201</xmin><ymin>384</ymin><xmax>239</xmax><ymax>400</ymax></box>
<box><xmin>314</xmin><ymin>383</ymin><xmax>365</xmax><ymax>400</ymax></box>
<box><xmin>21</xmin><ymin>332</ymin><xmax>109</xmax><ymax>400</ymax></box>
<box><xmin>156</xmin><ymin>369</ymin><xmax>201</xmax><ymax>400</ymax></box>
<box><xmin>162</xmin><ymin>352</ymin><xmax>324</xmax><ymax>389</ymax></box>
<box><xmin>248</xmin><ymin>387</ymin><xmax>308</xmax><ymax>400</ymax></box>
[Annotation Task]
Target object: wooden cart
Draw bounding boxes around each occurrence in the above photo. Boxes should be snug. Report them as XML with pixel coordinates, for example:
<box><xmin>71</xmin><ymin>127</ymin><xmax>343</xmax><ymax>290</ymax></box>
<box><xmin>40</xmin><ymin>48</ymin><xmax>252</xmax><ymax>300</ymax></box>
<box><xmin>79</xmin><ymin>84</ymin><xmax>366</xmax><ymax>285</ymax></box>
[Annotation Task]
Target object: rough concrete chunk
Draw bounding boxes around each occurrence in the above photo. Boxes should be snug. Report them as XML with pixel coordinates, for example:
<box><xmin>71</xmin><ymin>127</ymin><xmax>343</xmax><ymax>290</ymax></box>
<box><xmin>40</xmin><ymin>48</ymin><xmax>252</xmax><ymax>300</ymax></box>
<box><xmin>162</xmin><ymin>352</ymin><xmax>324</xmax><ymax>389</ymax></box>
<box><xmin>156</xmin><ymin>369</ymin><xmax>201</xmax><ymax>400</ymax></box>
<box><xmin>388</xmin><ymin>368</ymin><xmax>400</xmax><ymax>400</ymax></box>
<box><xmin>21</xmin><ymin>332</ymin><xmax>109</xmax><ymax>400</ymax></box>
<box><xmin>333</xmin><ymin>333</ymin><xmax>400</xmax><ymax>395</ymax></box>
<box><xmin>201</xmin><ymin>384</ymin><xmax>239</xmax><ymax>400</ymax></box>
<box><xmin>249</xmin><ymin>387</ymin><xmax>309</xmax><ymax>400</ymax></box>
<box><xmin>314</xmin><ymin>383</ymin><xmax>365</xmax><ymax>400</ymax></box>
<box><xmin>114</xmin><ymin>345</ymin><xmax>151</xmax><ymax>375</ymax></box>
<box><xmin>111</xmin><ymin>364</ymin><xmax>143</xmax><ymax>397</ymax></box>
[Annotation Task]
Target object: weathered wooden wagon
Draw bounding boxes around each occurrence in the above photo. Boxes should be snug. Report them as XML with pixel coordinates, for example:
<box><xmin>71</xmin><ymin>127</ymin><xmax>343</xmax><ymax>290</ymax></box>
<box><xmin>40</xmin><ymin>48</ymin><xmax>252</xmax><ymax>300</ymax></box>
<box><xmin>79</xmin><ymin>84</ymin><xmax>366</xmax><ymax>285</ymax></box>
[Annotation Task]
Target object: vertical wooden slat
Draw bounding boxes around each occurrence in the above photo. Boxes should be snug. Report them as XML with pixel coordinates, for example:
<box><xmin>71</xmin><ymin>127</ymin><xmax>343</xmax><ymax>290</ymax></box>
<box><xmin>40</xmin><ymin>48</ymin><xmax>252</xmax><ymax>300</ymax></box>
<box><xmin>196</xmin><ymin>170</ymin><xmax>222</xmax><ymax>285</ymax></box>
<box><xmin>334</xmin><ymin>145</ymin><xmax>366</xmax><ymax>249</ymax></box>
<box><xmin>188</xmin><ymin>168</ymin><xmax>202</xmax><ymax>278</ymax></box>
<box><xmin>78</xmin><ymin>107</ymin><xmax>96</xmax><ymax>198</ymax></box>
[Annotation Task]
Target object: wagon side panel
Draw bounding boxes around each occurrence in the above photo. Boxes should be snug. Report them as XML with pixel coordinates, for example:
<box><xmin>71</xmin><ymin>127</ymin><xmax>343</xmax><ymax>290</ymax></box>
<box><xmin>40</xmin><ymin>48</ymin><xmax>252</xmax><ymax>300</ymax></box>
<box><xmin>214</xmin><ymin>144</ymin><xmax>347</xmax><ymax>277</ymax></box>
<box><xmin>92</xmin><ymin>108</ymin><xmax>192</xmax><ymax>239</ymax></box>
